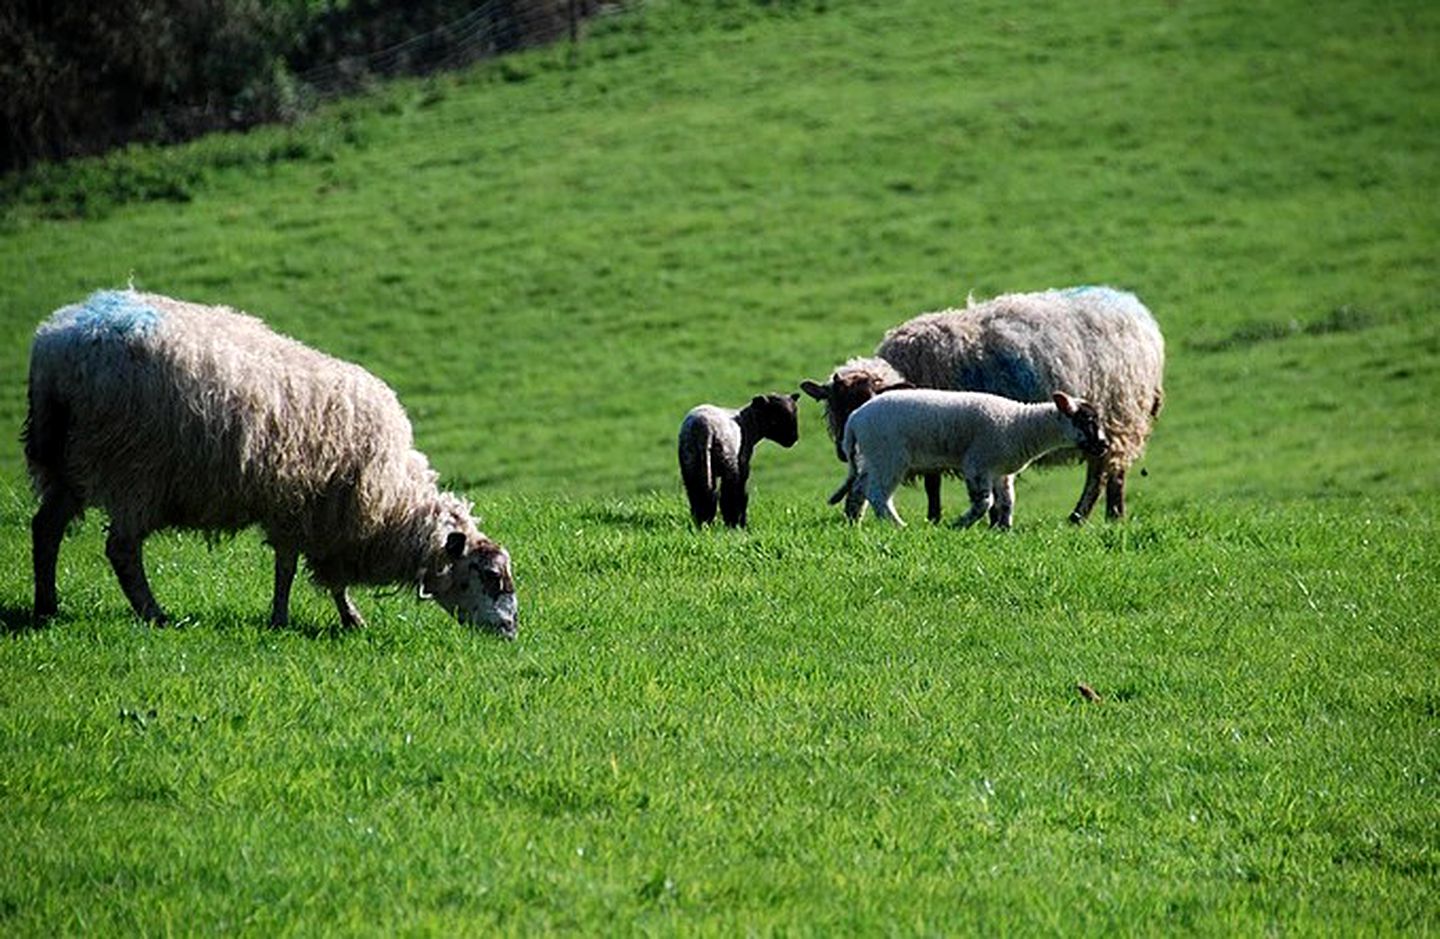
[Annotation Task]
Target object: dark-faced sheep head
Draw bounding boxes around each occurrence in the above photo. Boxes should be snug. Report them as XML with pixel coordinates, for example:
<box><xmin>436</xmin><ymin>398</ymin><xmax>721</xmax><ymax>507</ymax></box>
<box><xmin>800</xmin><ymin>371</ymin><xmax>913</xmax><ymax>461</ymax></box>
<box><xmin>1053</xmin><ymin>391</ymin><xmax>1109</xmax><ymax>459</ymax></box>
<box><xmin>424</xmin><ymin>531</ymin><xmax>518</xmax><ymax>639</ymax></box>
<box><xmin>750</xmin><ymin>392</ymin><xmax>801</xmax><ymax>448</ymax></box>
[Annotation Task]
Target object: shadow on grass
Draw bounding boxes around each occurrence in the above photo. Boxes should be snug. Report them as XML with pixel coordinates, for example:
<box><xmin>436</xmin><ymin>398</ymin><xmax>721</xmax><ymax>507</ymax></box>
<box><xmin>288</xmin><ymin>618</ymin><xmax>376</xmax><ymax>642</ymax></box>
<box><xmin>197</xmin><ymin>608</ymin><xmax>363</xmax><ymax>642</ymax></box>
<box><xmin>0</xmin><ymin>604</ymin><xmax>45</xmax><ymax>635</ymax></box>
<box><xmin>576</xmin><ymin>502</ymin><xmax>685</xmax><ymax>533</ymax></box>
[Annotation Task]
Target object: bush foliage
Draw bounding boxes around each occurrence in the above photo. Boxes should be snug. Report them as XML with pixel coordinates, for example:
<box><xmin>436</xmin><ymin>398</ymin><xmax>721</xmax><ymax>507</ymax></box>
<box><xmin>0</xmin><ymin>0</ymin><xmax>597</xmax><ymax>173</ymax></box>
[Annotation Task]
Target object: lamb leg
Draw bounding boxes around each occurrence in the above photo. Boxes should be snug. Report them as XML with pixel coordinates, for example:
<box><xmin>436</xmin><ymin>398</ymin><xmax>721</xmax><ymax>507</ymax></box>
<box><xmin>924</xmin><ymin>473</ymin><xmax>943</xmax><ymax>523</ymax></box>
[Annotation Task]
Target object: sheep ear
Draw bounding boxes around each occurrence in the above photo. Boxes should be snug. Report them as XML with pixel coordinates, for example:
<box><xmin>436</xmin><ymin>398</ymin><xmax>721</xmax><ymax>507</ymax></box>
<box><xmin>789</xmin><ymin>392</ymin><xmax>800</xmax><ymax>403</ymax></box>
<box><xmin>1053</xmin><ymin>391</ymin><xmax>1076</xmax><ymax>415</ymax></box>
<box><xmin>750</xmin><ymin>395</ymin><xmax>765</xmax><ymax>408</ymax></box>
<box><xmin>444</xmin><ymin>531</ymin><xmax>467</xmax><ymax>559</ymax></box>
<box><xmin>799</xmin><ymin>380</ymin><xmax>830</xmax><ymax>401</ymax></box>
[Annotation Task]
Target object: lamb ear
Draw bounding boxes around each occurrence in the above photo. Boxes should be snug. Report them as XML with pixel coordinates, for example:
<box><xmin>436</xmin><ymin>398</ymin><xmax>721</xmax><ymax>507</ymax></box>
<box><xmin>789</xmin><ymin>392</ymin><xmax>800</xmax><ymax>403</ymax></box>
<box><xmin>1052</xmin><ymin>391</ymin><xmax>1076</xmax><ymax>415</ymax></box>
<box><xmin>444</xmin><ymin>531</ymin><xmax>467</xmax><ymax>559</ymax></box>
<box><xmin>799</xmin><ymin>380</ymin><xmax>830</xmax><ymax>401</ymax></box>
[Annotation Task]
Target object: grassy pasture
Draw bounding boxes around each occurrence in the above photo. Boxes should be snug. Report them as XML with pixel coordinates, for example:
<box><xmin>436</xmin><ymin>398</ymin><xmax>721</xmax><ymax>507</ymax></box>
<box><xmin>0</xmin><ymin>494</ymin><xmax>1436</xmax><ymax>933</ymax></box>
<box><xmin>1</xmin><ymin>0</ymin><xmax>1437</xmax><ymax>932</ymax></box>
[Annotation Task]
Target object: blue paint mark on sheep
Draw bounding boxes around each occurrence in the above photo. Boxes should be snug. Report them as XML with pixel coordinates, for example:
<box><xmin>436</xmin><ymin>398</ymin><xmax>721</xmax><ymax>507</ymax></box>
<box><xmin>70</xmin><ymin>291</ymin><xmax>162</xmax><ymax>340</ymax></box>
<box><xmin>960</xmin><ymin>351</ymin><xmax>1043</xmax><ymax>400</ymax></box>
<box><xmin>1062</xmin><ymin>285</ymin><xmax>1125</xmax><ymax>301</ymax></box>
<box><xmin>1062</xmin><ymin>285</ymin><xmax>1137</xmax><ymax>306</ymax></box>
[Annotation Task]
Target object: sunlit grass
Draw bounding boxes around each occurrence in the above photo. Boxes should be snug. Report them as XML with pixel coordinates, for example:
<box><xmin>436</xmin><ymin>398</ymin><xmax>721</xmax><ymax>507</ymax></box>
<box><xmin>1</xmin><ymin>0</ymin><xmax>1437</xmax><ymax>932</ymax></box>
<box><xmin>1</xmin><ymin>492</ymin><xmax>1436</xmax><ymax>932</ymax></box>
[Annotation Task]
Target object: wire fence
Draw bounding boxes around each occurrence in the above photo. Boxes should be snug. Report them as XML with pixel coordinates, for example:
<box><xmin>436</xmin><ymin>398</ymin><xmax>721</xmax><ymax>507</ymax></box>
<box><xmin>297</xmin><ymin>0</ymin><xmax>628</xmax><ymax>100</ymax></box>
<box><xmin>1</xmin><ymin>0</ymin><xmax>632</xmax><ymax>173</ymax></box>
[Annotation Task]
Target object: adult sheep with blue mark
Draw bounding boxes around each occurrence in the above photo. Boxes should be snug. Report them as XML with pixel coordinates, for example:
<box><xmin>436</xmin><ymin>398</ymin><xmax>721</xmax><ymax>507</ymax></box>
<box><xmin>801</xmin><ymin>287</ymin><xmax>1165</xmax><ymax>524</ymax></box>
<box><xmin>24</xmin><ymin>290</ymin><xmax>518</xmax><ymax>636</ymax></box>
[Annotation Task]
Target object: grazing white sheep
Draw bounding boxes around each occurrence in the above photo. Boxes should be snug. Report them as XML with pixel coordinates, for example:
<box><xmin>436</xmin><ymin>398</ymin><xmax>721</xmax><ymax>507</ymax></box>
<box><xmin>678</xmin><ymin>393</ymin><xmax>799</xmax><ymax>527</ymax></box>
<box><xmin>830</xmin><ymin>389</ymin><xmax>1109</xmax><ymax>528</ymax></box>
<box><xmin>24</xmin><ymin>289</ymin><xmax>518</xmax><ymax>636</ymax></box>
<box><xmin>802</xmin><ymin>287</ymin><xmax>1164</xmax><ymax>524</ymax></box>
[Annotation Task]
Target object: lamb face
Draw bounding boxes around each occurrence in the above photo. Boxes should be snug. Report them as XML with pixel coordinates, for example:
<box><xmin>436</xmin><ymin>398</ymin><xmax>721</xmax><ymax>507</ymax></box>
<box><xmin>1054</xmin><ymin>392</ymin><xmax>1109</xmax><ymax>458</ymax></box>
<box><xmin>426</xmin><ymin>533</ymin><xmax>518</xmax><ymax>639</ymax></box>
<box><xmin>753</xmin><ymin>392</ymin><xmax>801</xmax><ymax>447</ymax></box>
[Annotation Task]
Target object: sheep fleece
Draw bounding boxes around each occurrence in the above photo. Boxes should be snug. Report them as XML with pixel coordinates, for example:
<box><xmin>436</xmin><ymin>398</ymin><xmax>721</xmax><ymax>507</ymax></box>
<box><xmin>841</xmin><ymin>287</ymin><xmax>1164</xmax><ymax>474</ymax></box>
<box><xmin>27</xmin><ymin>290</ymin><xmax>469</xmax><ymax>588</ymax></box>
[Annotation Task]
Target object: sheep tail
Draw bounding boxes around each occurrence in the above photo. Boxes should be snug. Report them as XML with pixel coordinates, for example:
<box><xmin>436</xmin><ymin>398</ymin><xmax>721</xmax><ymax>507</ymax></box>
<box><xmin>22</xmin><ymin>375</ymin><xmax>72</xmax><ymax>498</ymax></box>
<box><xmin>680</xmin><ymin>446</ymin><xmax>712</xmax><ymax>503</ymax></box>
<box><xmin>678</xmin><ymin>430</ymin><xmax>719</xmax><ymax>525</ymax></box>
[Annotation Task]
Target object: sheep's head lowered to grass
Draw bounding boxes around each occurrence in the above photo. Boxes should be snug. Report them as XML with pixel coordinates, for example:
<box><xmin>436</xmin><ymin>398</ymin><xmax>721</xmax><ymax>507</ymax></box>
<box><xmin>424</xmin><ymin>531</ymin><xmax>518</xmax><ymax>639</ymax></box>
<box><xmin>25</xmin><ymin>289</ymin><xmax>522</xmax><ymax>634</ymax></box>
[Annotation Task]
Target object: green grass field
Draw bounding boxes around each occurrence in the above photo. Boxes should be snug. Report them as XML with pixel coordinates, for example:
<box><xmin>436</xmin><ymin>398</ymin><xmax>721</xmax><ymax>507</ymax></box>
<box><xmin>1</xmin><ymin>0</ymin><xmax>1437</xmax><ymax>932</ymax></box>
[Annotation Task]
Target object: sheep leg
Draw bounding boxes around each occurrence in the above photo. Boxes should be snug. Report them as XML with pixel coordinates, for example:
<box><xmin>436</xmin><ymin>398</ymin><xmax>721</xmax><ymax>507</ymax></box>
<box><xmin>1105</xmin><ymin>468</ymin><xmax>1127</xmax><ymax>520</ymax></box>
<box><xmin>829</xmin><ymin>461</ymin><xmax>861</xmax><ymax>515</ymax></box>
<box><xmin>32</xmin><ymin>488</ymin><xmax>83</xmax><ymax>621</ymax></box>
<box><xmin>989</xmin><ymin>476</ymin><xmax>1016</xmax><ymax>530</ymax></box>
<box><xmin>924</xmin><ymin>473</ymin><xmax>943</xmax><ymax>523</ymax></box>
<box><xmin>843</xmin><ymin>475</ymin><xmax>867</xmax><ymax>521</ymax></box>
<box><xmin>719</xmin><ymin>471</ymin><xmax>748</xmax><ymax>528</ymax></box>
<box><xmin>866</xmin><ymin>478</ymin><xmax>906</xmax><ymax>527</ymax></box>
<box><xmin>955</xmin><ymin>478</ymin><xmax>994</xmax><ymax>529</ymax></box>
<box><xmin>681</xmin><ymin>454</ymin><xmax>718</xmax><ymax>526</ymax></box>
<box><xmin>1068</xmin><ymin>458</ymin><xmax>1106</xmax><ymax>525</ymax></box>
<box><xmin>104</xmin><ymin>527</ymin><xmax>167</xmax><ymax>624</ymax></box>
<box><xmin>270</xmin><ymin>545</ymin><xmax>299</xmax><ymax>629</ymax></box>
<box><xmin>333</xmin><ymin>588</ymin><xmax>366</xmax><ymax>629</ymax></box>
<box><xmin>687</xmin><ymin>488</ymin><xmax>718</xmax><ymax>526</ymax></box>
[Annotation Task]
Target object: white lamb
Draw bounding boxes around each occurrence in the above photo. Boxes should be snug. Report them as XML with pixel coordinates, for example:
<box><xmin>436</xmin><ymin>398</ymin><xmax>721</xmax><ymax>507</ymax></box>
<box><xmin>830</xmin><ymin>389</ymin><xmax>1109</xmax><ymax>528</ymax></box>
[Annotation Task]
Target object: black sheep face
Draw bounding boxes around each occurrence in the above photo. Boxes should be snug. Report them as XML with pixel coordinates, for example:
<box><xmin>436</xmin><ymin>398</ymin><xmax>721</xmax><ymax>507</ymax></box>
<box><xmin>800</xmin><ymin>371</ymin><xmax>908</xmax><ymax>462</ymax></box>
<box><xmin>751</xmin><ymin>393</ymin><xmax>800</xmax><ymax>447</ymax></box>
